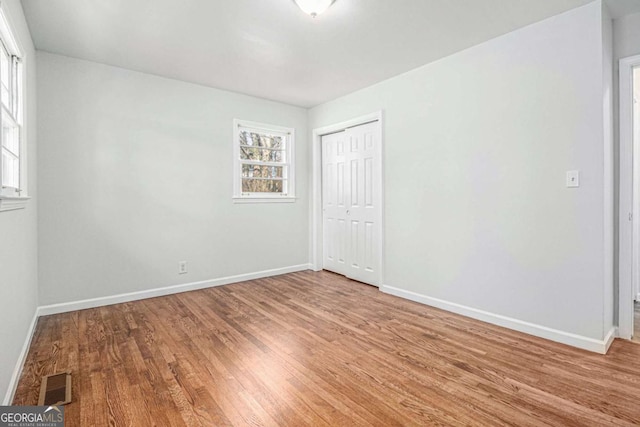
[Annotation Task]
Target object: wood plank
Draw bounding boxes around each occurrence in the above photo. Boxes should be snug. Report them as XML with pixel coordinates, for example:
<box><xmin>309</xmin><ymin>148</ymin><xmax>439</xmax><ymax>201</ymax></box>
<box><xmin>12</xmin><ymin>271</ymin><xmax>640</xmax><ymax>426</ymax></box>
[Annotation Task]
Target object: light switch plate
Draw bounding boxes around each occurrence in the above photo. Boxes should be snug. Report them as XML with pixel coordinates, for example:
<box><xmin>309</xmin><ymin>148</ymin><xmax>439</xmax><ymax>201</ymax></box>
<box><xmin>566</xmin><ymin>170</ymin><xmax>580</xmax><ymax>188</ymax></box>
<box><xmin>178</xmin><ymin>261</ymin><xmax>188</xmax><ymax>274</ymax></box>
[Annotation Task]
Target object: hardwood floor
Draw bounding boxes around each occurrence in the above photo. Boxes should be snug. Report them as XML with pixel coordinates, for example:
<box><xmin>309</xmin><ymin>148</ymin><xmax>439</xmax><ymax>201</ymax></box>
<box><xmin>13</xmin><ymin>271</ymin><xmax>640</xmax><ymax>426</ymax></box>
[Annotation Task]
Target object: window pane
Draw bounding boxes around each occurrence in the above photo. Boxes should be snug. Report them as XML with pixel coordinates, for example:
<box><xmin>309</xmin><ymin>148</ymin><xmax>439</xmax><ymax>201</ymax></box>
<box><xmin>2</xmin><ymin>110</ymin><xmax>18</xmax><ymax>154</ymax></box>
<box><xmin>240</xmin><ymin>146</ymin><xmax>284</xmax><ymax>162</ymax></box>
<box><xmin>242</xmin><ymin>179</ymin><xmax>284</xmax><ymax>193</ymax></box>
<box><xmin>241</xmin><ymin>164</ymin><xmax>283</xmax><ymax>179</ymax></box>
<box><xmin>2</xmin><ymin>148</ymin><xmax>18</xmax><ymax>188</ymax></box>
<box><xmin>1</xmin><ymin>86</ymin><xmax>7</xmax><ymax>110</ymax></box>
<box><xmin>240</xmin><ymin>130</ymin><xmax>283</xmax><ymax>149</ymax></box>
<box><xmin>11</xmin><ymin>56</ymin><xmax>18</xmax><ymax>120</ymax></box>
<box><xmin>0</xmin><ymin>47</ymin><xmax>9</xmax><ymax>109</ymax></box>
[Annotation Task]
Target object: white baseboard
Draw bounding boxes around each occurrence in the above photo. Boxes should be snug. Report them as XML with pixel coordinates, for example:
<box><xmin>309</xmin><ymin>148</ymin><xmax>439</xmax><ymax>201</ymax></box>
<box><xmin>38</xmin><ymin>264</ymin><xmax>311</xmax><ymax>316</ymax></box>
<box><xmin>381</xmin><ymin>285</ymin><xmax>615</xmax><ymax>354</ymax></box>
<box><xmin>5</xmin><ymin>264</ymin><xmax>311</xmax><ymax>406</ymax></box>
<box><xmin>3</xmin><ymin>309</ymin><xmax>39</xmax><ymax>405</ymax></box>
<box><xmin>8</xmin><ymin>268</ymin><xmax>613</xmax><ymax>405</ymax></box>
<box><xmin>604</xmin><ymin>327</ymin><xmax>618</xmax><ymax>353</ymax></box>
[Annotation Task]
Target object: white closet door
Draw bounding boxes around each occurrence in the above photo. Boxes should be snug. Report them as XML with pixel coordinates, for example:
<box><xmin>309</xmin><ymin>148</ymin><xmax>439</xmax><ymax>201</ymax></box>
<box><xmin>322</xmin><ymin>131</ymin><xmax>348</xmax><ymax>276</ymax></box>
<box><xmin>322</xmin><ymin>121</ymin><xmax>381</xmax><ymax>285</ymax></box>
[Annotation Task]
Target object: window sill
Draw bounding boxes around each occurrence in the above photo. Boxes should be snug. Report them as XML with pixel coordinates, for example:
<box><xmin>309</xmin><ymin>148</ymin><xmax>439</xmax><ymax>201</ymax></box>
<box><xmin>0</xmin><ymin>195</ymin><xmax>30</xmax><ymax>212</ymax></box>
<box><xmin>233</xmin><ymin>197</ymin><xmax>297</xmax><ymax>204</ymax></box>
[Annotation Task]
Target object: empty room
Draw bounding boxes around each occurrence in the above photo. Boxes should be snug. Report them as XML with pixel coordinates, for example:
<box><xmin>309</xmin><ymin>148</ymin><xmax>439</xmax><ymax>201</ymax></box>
<box><xmin>2</xmin><ymin>0</ymin><xmax>640</xmax><ymax>425</ymax></box>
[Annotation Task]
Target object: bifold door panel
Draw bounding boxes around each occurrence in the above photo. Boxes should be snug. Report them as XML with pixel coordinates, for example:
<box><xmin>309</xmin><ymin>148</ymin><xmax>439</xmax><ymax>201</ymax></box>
<box><xmin>322</xmin><ymin>121</ymin><xmax>380</xmax><ymax>286</ymax></box>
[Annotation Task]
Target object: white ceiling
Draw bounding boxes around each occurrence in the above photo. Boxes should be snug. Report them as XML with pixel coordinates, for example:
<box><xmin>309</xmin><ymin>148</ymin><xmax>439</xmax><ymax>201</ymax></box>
<box><xmin>20</xmin><ymin>0</ymin><xmax>637</xmax><ymax>107</ymax></box>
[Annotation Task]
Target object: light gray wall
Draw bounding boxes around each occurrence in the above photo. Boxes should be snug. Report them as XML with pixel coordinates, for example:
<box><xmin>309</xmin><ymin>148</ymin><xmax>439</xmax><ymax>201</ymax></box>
<box><xmin>0</xmin><ymin>0</ymin><xmax>38</xmax><ymax>403</ymax></box>
<box><xmin>309</xmin><ymin>2</ymin><xmax>609</xmax><ymax>340</ymax></box>
<box><xmin>37</xmin><ymin>52</ymin><xmax>308</xmax><ymax>306</ymax></box>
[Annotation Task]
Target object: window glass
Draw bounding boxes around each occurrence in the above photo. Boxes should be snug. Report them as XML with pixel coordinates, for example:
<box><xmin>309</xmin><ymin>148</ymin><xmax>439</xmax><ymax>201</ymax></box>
<box><xmin>234</xmin><ymin>122</ymin><xmax>294</xmax><ymax>199</ymax></box>
<box><xmin>0</xmin><ymin>45</ymin><xmax>9</xmax><ymax>109</ymax></box>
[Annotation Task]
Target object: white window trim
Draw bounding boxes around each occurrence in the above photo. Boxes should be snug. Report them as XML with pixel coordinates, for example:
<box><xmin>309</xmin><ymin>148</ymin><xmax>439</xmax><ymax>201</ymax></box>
<box><xmin>232</xmin><ymin>119</ymin><xmax>296</xmax><ymax>203</ymax></box>
<box><xmin>0</xmin><ymin>194</ymin><xmax>30</xmax><ymax>212</ymax></box>
<box><xmin>0</xmin><ymin>4</ymin><xmax>28</xmax><ymax>212</ymax></box>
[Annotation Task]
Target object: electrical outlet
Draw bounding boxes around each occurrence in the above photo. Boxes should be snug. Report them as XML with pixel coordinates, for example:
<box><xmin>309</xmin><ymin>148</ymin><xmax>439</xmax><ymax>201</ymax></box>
<box><xmin>566</xmin><ymin>170</ymin><xmax>580</xmax><ymax>188</ymax></box>
<box><xmin>178</xmin><ymin>261</ymin><xmax>188</xmax><ymax>274</ymax></box>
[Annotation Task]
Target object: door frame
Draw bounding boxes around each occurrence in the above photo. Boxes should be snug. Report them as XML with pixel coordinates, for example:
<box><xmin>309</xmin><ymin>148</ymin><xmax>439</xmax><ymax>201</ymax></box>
<box><xmin>310</xmin><ymin>111</ymin><xmax>384</xmax><ymax>286</ymax></box>
<box><xmin>619</xmin><ymin>54</ymin><xmax>640</xmax><ymax>339</ymax></box>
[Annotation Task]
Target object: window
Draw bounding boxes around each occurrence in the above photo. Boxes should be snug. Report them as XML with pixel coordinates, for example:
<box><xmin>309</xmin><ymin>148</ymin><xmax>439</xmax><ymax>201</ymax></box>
<box><xmin>0</xmin><ymin>7</ymin><xmax>26</xmax><ymax>212</ymax></box>
<box><xmin>233</xmin><ymin>120</ymin><xmax>295</xmax><ymax>202</ymax></box>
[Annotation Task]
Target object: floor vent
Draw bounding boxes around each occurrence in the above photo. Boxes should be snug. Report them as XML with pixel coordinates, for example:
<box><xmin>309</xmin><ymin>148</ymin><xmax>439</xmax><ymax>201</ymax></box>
<box><xmin>38</xmin><ymin>372</ymin><xmax>72</xmax><ymax>406</ymax></box>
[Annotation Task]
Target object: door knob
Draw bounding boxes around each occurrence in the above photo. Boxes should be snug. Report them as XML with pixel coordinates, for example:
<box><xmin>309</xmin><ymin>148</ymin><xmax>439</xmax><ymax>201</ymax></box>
<box><xmin>346</xmin><ymin>210</ymin><xmax>350</xmax><ymax>215</ymax></box>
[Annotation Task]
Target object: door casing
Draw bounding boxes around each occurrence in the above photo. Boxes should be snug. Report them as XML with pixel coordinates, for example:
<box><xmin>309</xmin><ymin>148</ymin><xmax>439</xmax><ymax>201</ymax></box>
<box><xmin>619</xmin><ymin>55</ymin><xmax>640</xmax><ymax>339</ymax></box>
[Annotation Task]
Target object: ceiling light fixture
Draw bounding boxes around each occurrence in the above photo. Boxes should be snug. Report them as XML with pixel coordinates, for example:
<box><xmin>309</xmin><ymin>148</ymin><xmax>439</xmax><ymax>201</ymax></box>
<box><xmin>294</xmin><ymin>0</ymin><xmax>336</xmax><ymax>18</ymax></box>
